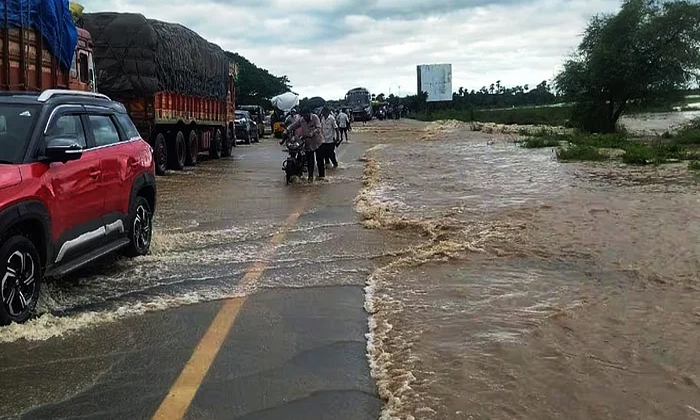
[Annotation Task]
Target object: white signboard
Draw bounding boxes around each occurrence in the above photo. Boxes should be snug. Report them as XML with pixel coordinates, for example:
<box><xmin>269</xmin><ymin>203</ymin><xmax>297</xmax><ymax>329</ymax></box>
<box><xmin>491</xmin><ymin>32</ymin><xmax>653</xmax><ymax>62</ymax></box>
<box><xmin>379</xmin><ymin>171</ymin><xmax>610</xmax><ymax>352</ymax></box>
<box><xmin>417</xmin><ymin>64</ymin><xmax>453</xmax><ymax>102</ymax></box>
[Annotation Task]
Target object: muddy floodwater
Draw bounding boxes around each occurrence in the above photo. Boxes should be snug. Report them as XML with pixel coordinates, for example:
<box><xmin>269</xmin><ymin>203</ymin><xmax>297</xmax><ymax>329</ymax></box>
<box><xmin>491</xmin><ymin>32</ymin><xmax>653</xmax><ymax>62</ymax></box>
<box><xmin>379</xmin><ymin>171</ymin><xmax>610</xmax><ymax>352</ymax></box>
<box><xmin>2</xmin><ymin>114</ymin><xmax>700</xmax><ymax>420</ymax></box>
<box><xmin>357</xmin><ymin>120</ymin><xmax>700</xmax><ymax>419</ymax></box>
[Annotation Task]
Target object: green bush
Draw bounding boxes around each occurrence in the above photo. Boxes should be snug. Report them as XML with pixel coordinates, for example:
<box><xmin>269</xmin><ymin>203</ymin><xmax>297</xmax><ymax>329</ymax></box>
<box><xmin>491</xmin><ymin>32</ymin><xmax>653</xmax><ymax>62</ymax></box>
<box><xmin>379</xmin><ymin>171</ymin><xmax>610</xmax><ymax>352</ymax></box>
<box><xmin>412</xmin><ymin>106</ymin><xmax>572</xmax><ymax>127</ymax></box>
<box><xmin>474</xmin><ymin>106</ymin><xmax>571</xmax><ymax>126</ymax></box>
<box><xmin>622</xmin><ymin>144</ymin><xmax>655</xmax><ymax>164</ymax></box>
<box><xmin>520</xmin><ymin>138</ymin><xmax>561</xmax><ymax>148</ymax></box>
<box><xmin>688</xmin><ymin>161</ymin><xmax>700</xmax><ymax>170</ymax></box>
<box><xmin>570</xmin><ymin>132</ymin><xmax>629</xmax><ymax>149</ymax></box>
<box><xmin>556</xmin><ymin>145</ymin><xmax>607</xmax><ymax>161</ymax></box>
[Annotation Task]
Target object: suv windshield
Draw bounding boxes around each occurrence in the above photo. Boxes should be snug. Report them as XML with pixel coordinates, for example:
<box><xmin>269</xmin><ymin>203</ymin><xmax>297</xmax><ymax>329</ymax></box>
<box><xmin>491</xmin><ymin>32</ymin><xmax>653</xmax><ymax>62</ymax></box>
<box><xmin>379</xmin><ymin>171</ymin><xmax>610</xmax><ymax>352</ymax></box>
<box><xmin>0</xmin><ymin>104</ymin><xmax>39</xmax><ymax>163</ymax></box>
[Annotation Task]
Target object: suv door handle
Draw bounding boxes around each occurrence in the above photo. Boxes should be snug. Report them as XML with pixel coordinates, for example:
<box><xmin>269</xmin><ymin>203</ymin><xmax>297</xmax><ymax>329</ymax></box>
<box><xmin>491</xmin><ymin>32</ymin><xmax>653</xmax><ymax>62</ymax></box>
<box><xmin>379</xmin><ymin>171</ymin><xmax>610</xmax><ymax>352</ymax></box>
<box><xmin>89</xmin><ymin>169</ymin><xmax>102</xmax><ymax>178</ymax></box>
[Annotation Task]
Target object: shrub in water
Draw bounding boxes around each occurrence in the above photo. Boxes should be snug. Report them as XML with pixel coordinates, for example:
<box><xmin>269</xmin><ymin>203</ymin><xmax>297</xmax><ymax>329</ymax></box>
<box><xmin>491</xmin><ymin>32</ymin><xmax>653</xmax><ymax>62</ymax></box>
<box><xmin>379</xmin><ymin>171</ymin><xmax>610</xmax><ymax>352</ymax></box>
<box><xmin>521</xmin><ymin>138</ymin><xmax>560</xmax><ymax>148</ymax></box>
<box><xmin>556</xmin><ymin>145</ymin><xmax>606</xmax><ymax>161</ymax></box>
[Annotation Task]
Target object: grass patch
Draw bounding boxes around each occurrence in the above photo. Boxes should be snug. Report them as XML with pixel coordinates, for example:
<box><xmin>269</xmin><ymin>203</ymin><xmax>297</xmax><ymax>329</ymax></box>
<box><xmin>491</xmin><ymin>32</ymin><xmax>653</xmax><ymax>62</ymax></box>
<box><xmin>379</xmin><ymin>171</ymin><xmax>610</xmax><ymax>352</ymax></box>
<box><xmin>667</xmin><ymin>118</ymin><xmax>700</xmax><ymax>145</ymax></box>
<box><xmin>621</xmin><ymin>143</ymin><xmax>657</xmax><ymax>164</ymax></box>
<box><xmin>474</xmin><ymin>106</ymin><xmax>572</xmax><ymax>126</ymax></box>
<box><xmin>556</xmin><ymin>145</ymin><xmax>607</xmax><ymax>161</ymax></box>
<box><xmin>412</xmin><ymin>106</ymin><xmax>572</xmax><ymax>127</ymax></box>
<box><xmin>522</xmin><ymin>129</ymin><xmax>696</xmax><ymax>165</ymax></box>
<box><xmin>688</xmin><ymin>161</ymin><xmax>700</xmax><ymax>170</ymax></box>
<box><xmin>569</xmin><ymin>132</ymin><xmax>629</xmax><ymax>149</ymax></box>
<box><xmin>520</xmin><ymin>137</ymin><xmax>561</xmax><ymax>148</ymax></box>
<box><xmin>621</xmin><ymin>142</ymin><xmax>688</xmax><ymax>165</ymax></box>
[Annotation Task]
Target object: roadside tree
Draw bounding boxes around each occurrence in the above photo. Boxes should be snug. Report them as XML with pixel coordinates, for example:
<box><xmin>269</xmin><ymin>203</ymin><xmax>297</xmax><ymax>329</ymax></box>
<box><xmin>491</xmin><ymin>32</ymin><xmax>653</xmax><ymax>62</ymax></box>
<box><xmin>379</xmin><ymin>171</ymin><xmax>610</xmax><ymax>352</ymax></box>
<box><xmin>555</xmin><ymin>0</ymin><xmax>700</xmax><ymax>132</ymax></box>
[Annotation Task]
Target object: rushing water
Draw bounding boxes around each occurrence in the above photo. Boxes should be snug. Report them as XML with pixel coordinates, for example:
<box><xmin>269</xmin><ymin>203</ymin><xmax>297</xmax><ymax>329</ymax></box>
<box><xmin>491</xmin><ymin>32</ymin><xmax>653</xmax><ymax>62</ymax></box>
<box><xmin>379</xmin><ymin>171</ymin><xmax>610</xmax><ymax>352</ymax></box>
<box><xmin>359</xmin><ymin>119</ymin><xmax>700</xmax><ymax>419</ymax></box>
<box><xmin>0</xmin><ymin>149</ymin><xmax>375</xmax><ymax>343</ymax></box>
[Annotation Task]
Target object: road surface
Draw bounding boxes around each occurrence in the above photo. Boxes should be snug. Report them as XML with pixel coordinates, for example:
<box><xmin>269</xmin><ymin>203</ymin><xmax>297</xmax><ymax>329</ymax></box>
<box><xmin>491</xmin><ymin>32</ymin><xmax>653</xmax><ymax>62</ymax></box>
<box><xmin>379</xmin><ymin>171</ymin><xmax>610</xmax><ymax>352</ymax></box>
<box><xmin>0</xmin><ymin>132</ymin><xmax>388</xmax><ymax>420</ymax></box>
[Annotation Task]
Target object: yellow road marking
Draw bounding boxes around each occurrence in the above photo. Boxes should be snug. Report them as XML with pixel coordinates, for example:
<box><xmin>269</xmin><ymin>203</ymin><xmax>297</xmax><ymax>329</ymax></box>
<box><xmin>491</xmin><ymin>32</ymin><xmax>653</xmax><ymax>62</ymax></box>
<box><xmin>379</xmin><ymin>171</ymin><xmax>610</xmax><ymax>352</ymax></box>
<box><xmin>153</xmin><ymin>146</ymin><xmax>351</xmax><ymax>420</ymax></box>
<box><xmin>152</xmin><ymin>199</ymin><xmax>307</xmax><ymax>420</ymax></box>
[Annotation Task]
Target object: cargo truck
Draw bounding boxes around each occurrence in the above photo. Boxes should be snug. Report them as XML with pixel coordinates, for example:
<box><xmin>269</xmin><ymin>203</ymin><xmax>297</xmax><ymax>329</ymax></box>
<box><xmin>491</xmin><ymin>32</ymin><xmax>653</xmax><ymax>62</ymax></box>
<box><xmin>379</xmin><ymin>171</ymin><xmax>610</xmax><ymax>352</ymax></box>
<box><xmin>1</xmin><ymin>1</ymin><xmax>95</xmax><ymax>93</ymax></box>
<box><xmin>84</xmin><ymin>13</ymin><xmax>236</xmax><ymax>175</ymax></box>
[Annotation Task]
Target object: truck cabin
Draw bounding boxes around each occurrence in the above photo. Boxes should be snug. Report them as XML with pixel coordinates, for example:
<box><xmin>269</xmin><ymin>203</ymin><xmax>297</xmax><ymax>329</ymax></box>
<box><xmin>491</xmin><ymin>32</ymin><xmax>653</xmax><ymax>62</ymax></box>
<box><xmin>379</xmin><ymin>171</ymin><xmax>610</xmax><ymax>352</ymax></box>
<box><xmin>0</xmin><ymin>23</ymin><xmax>95</xmax><ymax>92</ymax></box>
<box><xmin>70</xmin><ymin>28</ymin><xmax>96</xmax><ymax>92</ymax></box>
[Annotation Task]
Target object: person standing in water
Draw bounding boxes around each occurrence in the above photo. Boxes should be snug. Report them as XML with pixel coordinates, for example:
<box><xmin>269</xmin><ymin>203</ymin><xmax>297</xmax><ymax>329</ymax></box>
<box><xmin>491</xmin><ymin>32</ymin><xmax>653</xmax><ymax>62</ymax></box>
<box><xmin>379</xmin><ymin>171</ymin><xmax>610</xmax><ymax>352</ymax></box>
<box><xmin>320</xmin><ymin>106</ymin><xmax>338</xmax><ymax>168</ymax></box>
<box><xmin>283</xmin><ymin>107</ymin><xmax>325</xmax><ymax>181</ymax></box>
<box><xmin>336</xmin><ymin>109</ymin><xmax>350</xmax><ymax>144</ymax></box>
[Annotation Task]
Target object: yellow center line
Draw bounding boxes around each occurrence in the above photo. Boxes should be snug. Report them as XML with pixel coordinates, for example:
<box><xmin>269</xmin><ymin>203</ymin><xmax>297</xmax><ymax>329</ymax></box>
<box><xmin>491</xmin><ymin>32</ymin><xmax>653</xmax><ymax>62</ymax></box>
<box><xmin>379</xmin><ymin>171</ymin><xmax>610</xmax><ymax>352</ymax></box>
<box><xmin>152</xmin><ymin>198</ymin><xmax>308</xmax><ymax>420</ymax></box>
<box><xmin>152</xmin><ymin>146</ymin><xmax>351</xmax><ymax>420</ymax></box>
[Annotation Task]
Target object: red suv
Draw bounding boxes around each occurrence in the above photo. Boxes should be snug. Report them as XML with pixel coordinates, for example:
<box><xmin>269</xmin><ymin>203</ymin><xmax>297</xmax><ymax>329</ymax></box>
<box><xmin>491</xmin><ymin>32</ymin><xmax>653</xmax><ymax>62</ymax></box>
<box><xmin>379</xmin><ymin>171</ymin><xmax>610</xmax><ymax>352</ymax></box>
<box><xmin>0</xmin><ymin>90</ymin><xmax>156</xmax><ymax>325</ymax></box>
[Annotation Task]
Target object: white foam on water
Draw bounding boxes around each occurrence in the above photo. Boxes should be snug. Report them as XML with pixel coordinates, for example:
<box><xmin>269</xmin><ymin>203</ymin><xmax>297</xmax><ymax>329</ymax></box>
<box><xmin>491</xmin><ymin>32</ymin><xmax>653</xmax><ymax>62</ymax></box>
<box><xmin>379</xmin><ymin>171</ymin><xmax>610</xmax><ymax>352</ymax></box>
<box><xmin>366</xmin><ymin>144</ymin><xmax>387</xmax><ymax>153</ymax></box>
<box><xmin>0</xmin><ymin>288</ymin><xmax>250</xmax><ymax>344</ymax></box>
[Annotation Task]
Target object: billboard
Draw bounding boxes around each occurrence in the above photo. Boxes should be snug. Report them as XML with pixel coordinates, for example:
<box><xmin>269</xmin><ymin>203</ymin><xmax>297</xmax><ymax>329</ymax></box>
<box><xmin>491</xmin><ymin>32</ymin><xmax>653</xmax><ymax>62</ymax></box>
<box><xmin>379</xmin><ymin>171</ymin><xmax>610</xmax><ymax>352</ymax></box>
<box><xmin>417</xmin><ymin>64</ymin><xmax>452</xmax><ymax>102</ymax></box>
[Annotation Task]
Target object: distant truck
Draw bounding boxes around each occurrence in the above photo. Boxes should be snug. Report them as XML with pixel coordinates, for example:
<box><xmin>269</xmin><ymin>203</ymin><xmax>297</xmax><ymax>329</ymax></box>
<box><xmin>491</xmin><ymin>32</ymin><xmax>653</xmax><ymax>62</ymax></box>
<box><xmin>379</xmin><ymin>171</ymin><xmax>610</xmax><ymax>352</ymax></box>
<box><xmin>1</xmin><ymin>1</ymin><xmax>95</xmax><ymax>93</ymax></box>
<box><xmin>345</xmin><ymin>87</ymin><xmax>373</xmax><ymax>122</ymax></box>
<box><xmin>84</xmin><ymin>13</ymin><xmax>236</xmax><ymax>175</ymax></box>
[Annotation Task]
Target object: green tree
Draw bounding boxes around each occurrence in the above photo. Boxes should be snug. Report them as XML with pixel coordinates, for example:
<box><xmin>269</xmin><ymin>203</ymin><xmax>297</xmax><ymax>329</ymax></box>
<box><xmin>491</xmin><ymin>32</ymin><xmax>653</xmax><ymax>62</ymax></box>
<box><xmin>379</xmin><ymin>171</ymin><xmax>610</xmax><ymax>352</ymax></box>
<box><xmin>225</xmin><ymin>52</ymin><xmax>292</xmax><ymax>109</ymax></box>
<box><xmin>555</xmin><ymin>0</ymin><xmax>700</xmax><ymax>132</ymax></box>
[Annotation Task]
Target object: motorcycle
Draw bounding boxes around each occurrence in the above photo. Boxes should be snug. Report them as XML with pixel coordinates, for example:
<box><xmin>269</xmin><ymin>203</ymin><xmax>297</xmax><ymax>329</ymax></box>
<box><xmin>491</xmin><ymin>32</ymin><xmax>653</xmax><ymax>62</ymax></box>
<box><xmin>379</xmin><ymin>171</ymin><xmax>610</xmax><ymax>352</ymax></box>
<box><xmin>282</xmin><ymin>134</ymin><xmax>308</xmax><ymax>185</ymax></box>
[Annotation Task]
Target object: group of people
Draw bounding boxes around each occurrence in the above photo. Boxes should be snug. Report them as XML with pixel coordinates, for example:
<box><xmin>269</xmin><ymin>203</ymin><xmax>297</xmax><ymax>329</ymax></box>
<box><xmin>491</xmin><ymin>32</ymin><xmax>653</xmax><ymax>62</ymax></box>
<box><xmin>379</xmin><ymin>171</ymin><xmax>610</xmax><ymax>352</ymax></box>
<box><xmin>281</xmin><ymin>107</ymin><xmax>352</xmax><ymax>182</ymax></box>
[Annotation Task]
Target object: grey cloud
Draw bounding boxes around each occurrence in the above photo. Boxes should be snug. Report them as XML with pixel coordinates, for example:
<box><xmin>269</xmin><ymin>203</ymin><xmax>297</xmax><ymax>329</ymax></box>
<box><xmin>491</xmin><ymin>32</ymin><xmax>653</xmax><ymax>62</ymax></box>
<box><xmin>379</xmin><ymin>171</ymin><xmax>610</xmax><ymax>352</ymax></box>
<box><xmin>87</xmin><ymin>0</ymin><xmax>620</xmax><ymax>99</ymax></box>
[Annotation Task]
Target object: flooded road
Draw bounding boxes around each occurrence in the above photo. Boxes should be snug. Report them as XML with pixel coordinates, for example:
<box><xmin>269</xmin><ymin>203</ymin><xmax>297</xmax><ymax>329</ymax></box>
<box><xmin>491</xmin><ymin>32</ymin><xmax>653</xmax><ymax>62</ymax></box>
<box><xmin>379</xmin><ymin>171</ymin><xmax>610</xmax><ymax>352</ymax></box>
<box><xmin>1</xmin><ymin>117</ymin><xmax>699</xmax><ymax>419</ymax></box>
<box><xmin>359</xmin><ymin>120</ymin><xmax>700</xmax><ymax>419</ymax></box>
<box><xmin>0</xmin><ymin>137</ymin><xmax>394</xmax><ymax>420</ymax></box>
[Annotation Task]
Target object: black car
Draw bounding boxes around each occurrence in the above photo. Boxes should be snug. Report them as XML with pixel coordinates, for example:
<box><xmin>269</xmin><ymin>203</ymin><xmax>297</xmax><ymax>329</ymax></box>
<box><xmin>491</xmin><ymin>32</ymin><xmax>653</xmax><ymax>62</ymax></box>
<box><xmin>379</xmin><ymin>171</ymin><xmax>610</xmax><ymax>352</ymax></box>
<box><xmin>234</xmin><ymin>110</ymin><xmax>259</xmax><ymax>144</ymax></box>
<box><xmin>238</xmin><ymin>105</ymin><xmax>265</xmax><ymax>139</ymax></box>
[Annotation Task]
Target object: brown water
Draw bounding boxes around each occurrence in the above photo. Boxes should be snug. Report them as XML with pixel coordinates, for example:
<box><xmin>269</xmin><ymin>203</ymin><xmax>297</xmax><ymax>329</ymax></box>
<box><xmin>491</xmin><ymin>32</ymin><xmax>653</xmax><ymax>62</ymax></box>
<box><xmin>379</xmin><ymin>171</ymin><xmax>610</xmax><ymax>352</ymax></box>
<box><xmin>359</xmin><ymin>120</ymin><xmax>700</xmax><ymax>419</ymax></box>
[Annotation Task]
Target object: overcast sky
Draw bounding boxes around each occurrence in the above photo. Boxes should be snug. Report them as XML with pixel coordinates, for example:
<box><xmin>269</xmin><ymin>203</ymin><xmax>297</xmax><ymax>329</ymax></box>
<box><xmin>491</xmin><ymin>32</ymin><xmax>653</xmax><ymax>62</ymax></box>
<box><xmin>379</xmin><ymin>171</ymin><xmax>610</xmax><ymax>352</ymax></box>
<box><xmin>87</xmin><ymin>0</ymin><xmax>620</xmax><ymax>99</ymax></box>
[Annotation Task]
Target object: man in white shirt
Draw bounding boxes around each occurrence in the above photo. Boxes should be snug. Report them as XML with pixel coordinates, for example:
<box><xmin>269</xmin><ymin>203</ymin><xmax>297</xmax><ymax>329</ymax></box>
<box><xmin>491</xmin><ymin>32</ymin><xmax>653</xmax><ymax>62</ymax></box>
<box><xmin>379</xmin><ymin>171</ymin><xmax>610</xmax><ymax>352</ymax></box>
<box><xmin>320</xmin><ymin>106</ymin><xmax>338</xmax><ymax>168</ymax></box>
<box><xmin>336</xmin><ymin>109</ymin><xmax>350</xmax><ymax>144</ymax></box>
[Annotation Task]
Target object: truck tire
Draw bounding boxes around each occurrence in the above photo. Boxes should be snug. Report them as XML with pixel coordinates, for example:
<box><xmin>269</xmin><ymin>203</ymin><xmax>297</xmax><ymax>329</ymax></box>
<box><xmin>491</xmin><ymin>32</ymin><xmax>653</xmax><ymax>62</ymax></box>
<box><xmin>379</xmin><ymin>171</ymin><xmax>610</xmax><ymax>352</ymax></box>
<box><xmin>210</xmin><ymin>129</ymin><xmax>222</xmax><ymax>159</ymax></box>
<box><xmin>168</xmin><ymin>131</ymin><xmax>186</xmax><ymax>170</ymax></box>
<box><xmin>186</xmin><ymin>130</ymin><xmax>198</xmax><ymax>166</ymax></box>
<box><xmin>222</xmin><ymin>128</ymin><xmax>234</xmax><ymax>157</ymax></box>
<box><xmin>0</xmin><ymin>235</ymin><xmax>42</xmax><ymax>325</ymax></box>
<box><xmin>154</xmin><ymin>133</ymin><xmax>168</xmax><ymax>175</ymax></box>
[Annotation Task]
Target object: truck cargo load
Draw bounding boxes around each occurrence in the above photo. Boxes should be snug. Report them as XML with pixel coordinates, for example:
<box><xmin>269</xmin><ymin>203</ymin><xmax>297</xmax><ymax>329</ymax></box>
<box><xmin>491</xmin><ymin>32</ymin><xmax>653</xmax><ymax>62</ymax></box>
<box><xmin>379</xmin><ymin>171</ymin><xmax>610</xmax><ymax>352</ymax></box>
<box><xmin>1</xmin><ymin>0</ymin><xmax>93</xmax><ymax>92</ymax></box>
<box><xmin>83</xmin><ymin>12</ymin><xmax>228</xmax><ymax>99</ymax></box>
<box><xmin>0</xmin><ymin>0</ymin><xmax>78</xmax><ymax>70</ymax></box>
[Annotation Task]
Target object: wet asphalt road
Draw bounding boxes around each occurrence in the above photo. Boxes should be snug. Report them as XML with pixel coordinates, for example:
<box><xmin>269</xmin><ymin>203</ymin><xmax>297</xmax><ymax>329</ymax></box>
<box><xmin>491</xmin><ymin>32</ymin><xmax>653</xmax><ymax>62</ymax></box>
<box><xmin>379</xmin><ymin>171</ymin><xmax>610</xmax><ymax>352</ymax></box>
<box><xmin>0</xmin><ymin>134</ymin><xmax>389</xmax><ymax>419</ymax></box>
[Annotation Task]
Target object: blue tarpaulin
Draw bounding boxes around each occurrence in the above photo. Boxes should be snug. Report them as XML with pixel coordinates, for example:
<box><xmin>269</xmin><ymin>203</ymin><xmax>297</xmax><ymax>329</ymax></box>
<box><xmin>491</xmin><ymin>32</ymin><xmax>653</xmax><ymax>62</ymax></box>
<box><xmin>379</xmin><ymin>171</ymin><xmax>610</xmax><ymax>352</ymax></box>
<box><xmin>0</xmin><ymin>0</ymin><xmax>78</xmax><ymax>70</ymax></box>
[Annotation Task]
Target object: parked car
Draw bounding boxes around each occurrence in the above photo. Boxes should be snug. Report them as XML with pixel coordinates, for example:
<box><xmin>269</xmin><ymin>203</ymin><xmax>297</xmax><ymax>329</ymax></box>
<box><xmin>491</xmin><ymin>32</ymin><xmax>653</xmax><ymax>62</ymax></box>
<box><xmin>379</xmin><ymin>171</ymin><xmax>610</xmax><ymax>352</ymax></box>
<box><xmin>235</xmin><ymin>110</ymin><xmax>259</xmax><ymax>144</ymax></box>
<box><xmin>263</xmin><ymin>114</ymin><xmax>272</xmax><ymax>135</ymax></box>
<box><xmin>0</xmin><ymin>90</ymin><xmax>156</xmax><ymax>325</ymax></box>
<box><xmin>238</xmin><ymin>105</ymin><xmax>265</xmax><ymax>139</ymax></box>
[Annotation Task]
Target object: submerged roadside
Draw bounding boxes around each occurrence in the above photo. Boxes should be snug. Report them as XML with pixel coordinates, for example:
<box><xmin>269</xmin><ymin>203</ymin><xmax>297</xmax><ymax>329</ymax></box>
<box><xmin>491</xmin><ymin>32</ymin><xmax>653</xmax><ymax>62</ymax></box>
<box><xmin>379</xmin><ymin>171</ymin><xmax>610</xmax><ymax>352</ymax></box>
<box><xmin>356</xmin><ymin>119</ymin><xmax>700</xmax><ymax>419</ymax></box>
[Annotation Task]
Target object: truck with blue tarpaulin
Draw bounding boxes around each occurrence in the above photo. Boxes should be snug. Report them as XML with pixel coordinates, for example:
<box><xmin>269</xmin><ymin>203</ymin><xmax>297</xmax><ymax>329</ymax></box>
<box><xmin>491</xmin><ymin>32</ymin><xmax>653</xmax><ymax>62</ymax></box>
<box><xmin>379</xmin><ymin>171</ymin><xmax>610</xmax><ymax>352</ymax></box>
<box><xmin>0</xmin><ymin>0</ymin><xmax>94</xmax><ymax>92</ymax></box>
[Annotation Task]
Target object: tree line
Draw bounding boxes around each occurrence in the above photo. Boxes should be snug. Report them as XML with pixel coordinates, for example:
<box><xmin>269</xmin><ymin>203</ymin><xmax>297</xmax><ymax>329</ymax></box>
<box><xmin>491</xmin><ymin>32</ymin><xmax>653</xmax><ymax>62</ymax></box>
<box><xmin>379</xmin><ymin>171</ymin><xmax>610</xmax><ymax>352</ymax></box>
<box><xmin>225</xmin><ymin>51</ymin><xmax>292</xmax><ymax>109</ymax></box>
<box><xmin>229</xmin><ymin>0</ymin><xmax>700</xmax><ymax>134</ymax></box>
<box><xmin>400</xmin><ymin>0</ymin><xmax>700</xmax><ymax>133</ymax></box>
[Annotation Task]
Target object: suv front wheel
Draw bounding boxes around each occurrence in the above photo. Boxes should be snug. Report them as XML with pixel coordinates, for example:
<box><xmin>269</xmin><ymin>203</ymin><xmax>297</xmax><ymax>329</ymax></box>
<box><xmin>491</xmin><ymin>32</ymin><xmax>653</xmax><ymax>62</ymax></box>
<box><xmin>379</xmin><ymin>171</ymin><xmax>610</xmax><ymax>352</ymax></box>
<box><xmin>125</xmin><ymin>196</ymin><xmax>153</xmax><ymax>257</ymax></box>
<box><xmin>0</xmin><ymin>236</ymin><xmax>41</xmax><ymax>325</ymax></box>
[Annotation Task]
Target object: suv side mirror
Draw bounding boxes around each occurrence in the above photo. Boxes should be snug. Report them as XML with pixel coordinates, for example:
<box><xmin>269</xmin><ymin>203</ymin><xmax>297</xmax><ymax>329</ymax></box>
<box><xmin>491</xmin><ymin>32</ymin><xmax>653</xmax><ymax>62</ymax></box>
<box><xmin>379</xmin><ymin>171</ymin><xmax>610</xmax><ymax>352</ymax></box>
<box><xmin>44</xmin><ymin>138</ymin><xmax>83</xmax><ymax>163</ymax></box>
